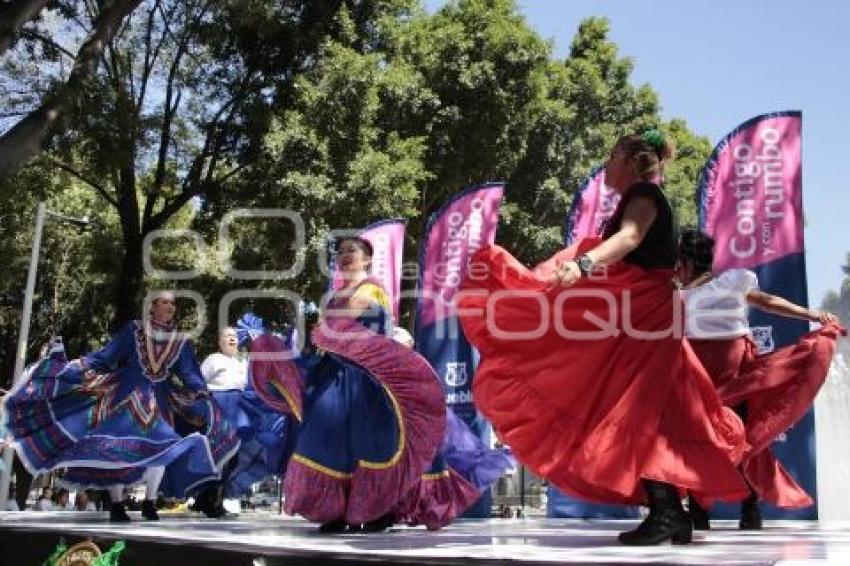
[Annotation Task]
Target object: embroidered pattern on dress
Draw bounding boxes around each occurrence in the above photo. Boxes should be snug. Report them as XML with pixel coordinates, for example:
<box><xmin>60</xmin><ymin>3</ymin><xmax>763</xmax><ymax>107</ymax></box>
<box><xmin>133</xmin><ymin>322</ymin><xmax>185</xmax><ymax>382</ymax></box>
<box><xmin>80</xmin><ymin>370</ymin><xmax>159</xmax><ymax>431</ymax></box>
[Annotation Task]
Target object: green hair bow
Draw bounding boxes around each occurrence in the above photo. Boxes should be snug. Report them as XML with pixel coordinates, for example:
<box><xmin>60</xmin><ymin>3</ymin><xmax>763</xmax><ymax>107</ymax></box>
<box><xmin>641</xmin><ymin>129</ymin><xmax>665</xmax><ymax>150</ymax></box>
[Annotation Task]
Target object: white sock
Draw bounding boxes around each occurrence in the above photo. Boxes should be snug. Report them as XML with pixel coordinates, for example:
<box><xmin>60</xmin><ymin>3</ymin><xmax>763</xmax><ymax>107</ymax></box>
<box><xmin>144</xmin><ymin>466</ymin><xmax>164</xmax><ymax>500</ymax></box>
<box><xmin>109</xmin><ymin>486</ymin><xmax>123</xmax><ymax>503</ymax></box>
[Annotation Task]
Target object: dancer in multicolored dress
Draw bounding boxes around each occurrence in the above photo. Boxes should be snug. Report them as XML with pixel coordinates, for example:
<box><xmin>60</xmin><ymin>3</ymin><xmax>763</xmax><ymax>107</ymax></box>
<box><xmin>3</xmin><ymin>291</ymin><xmax>239</xmax><ymax>522</ymax></box>
<box><xmin>252</xmin><ymin>236</ymin><xmax>445</xmax><ymax>533</ymax></box>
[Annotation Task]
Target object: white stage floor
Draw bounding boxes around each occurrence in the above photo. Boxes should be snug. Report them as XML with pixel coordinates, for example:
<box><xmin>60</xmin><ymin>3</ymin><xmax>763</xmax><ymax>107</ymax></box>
<box><xmin>2</xmin><ymin>512</ymin><xmax>850</xmax><ymax>564</ymax></box>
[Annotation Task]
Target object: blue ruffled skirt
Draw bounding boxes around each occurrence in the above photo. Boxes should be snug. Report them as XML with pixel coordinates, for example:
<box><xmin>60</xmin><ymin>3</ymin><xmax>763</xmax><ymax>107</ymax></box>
<box><xmin>5</xmin><ymin>351</ymin><xmax>229</xmax><ymax>495</ymax></box>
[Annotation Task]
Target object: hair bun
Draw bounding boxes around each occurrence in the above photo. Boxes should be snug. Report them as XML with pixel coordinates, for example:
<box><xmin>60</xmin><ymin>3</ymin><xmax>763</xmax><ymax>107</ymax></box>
<box><xmin>641</xmin><ymin>129</ymin><xmax>664</xmax><ymax>149</ymax></box>
<box><xmin>641</xmin><ymin>128</ymin><xmax>674</xmax><ymax>161</ymax></box>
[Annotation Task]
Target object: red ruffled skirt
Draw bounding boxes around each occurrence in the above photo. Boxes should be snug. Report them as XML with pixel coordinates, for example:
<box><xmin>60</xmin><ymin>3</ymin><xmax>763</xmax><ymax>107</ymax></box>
<box><xmin>458</xmin><ymin>239</ymin><xmax>750</xmax><ymax>506</ymax></box>
<box><xmin>690</xmin><ymin>321</ymin><xmax>845</xmax><ymax>508</ymax></box>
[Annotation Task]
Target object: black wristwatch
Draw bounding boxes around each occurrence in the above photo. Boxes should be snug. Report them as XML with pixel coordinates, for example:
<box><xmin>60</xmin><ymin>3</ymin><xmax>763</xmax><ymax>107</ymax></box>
<box><xmin>574</xmin><ymin>254</ymin><xmax>594</xmax><ymax>277</ymax></box>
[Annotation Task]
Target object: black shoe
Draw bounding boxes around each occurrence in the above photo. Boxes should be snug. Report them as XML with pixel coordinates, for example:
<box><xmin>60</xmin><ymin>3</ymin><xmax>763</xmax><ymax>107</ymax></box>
<box><xmin>619</xmin><ymin>509</ymin><xmax>693</xmax><ymax>546</ymax></box>
<box><xmin>359</xmin><ymin>513</ymin><xmax>395</xmax><ymax>533</ymax></box>
<box><xmin>109</xmin><ymin>502</ymin><xmax>131</xmax><ymax>523</ymax></box>
<box><xmin>194</xmin><ymin>484</ymin><xmax>227</xmax><ymax>519</ymax></box>
<box><xmin>196</xmin><ymin>499</ymin><xmax>227</xmax><ymax>519</ymax></box>
<box><xmin>318</xmin><ymin>520</ymin><xmax>348</xmax><ymax>534</ymax></box>
<box><xmin>619</xmin><ymin>480</ymin><xmax>692</xmax><ymax>546</ymax></box>
<box><xmin>141</xmin><ymin>500</ymin><xmax>159</xmax><ymax>521</ymax></box>
<box><xmin>739</xmin><ymin>496</ymin><xmax>762</xmax><ymax>530</ymax></box>
<box><xmin>688</xmin><ymin>496</ymin><xmax>711</xmax><ymax>531</ymax></box>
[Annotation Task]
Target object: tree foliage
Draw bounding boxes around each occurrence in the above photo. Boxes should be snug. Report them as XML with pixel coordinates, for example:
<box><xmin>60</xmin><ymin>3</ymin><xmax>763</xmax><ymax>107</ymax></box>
<box><xmin>0</xmin><ymin>0</ymin><xmax>50</xmax><ymax>56</ymax></box>
<box><xmin>0</xmin><ymin>0</ymin><xmax>714</xmax><ymax>385</ymax></box>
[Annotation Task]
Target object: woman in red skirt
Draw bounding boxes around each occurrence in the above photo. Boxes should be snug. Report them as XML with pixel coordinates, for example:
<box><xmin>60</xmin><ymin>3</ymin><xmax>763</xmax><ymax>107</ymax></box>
<box><xmin>678</xmin><ymin>229</ymin><xmax>844</xmax><ymax>530</ymax></box>
<box><xmin>459</xmin><ymin>130</ymin><xmax>751</xmax><ymax>546</ymax></box>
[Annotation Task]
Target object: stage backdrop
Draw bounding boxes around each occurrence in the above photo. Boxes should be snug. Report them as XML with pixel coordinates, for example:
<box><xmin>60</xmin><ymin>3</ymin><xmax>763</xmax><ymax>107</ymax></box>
<box><xmin>415</xmin><ymin>183</ymin><xmax>504</xmax><ymax>518</ymax></box>
<box><xmin>698</xmin><ymin>110</ymin><xmax>814</xmax><ymax>519</ymax></box>
<box><xmin>329</xmin><ymin>219</ymin><xmax>406</xmax><ymax>322</ymax></box>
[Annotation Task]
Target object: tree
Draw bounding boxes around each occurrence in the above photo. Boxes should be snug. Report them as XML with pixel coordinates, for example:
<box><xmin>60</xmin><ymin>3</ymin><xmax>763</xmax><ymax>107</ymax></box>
<box><xmin>0</xmin><ymin>157</ymin><xmax>123</xmax><ymax>387</ymax></box>
<box><xmin>0</xmin><ymin>0</ymin><xmax>144</xmax><ymax>175</ymax></box>
<box><xmin>196</xmin><ymin>3</ymin><xmax>428</xmax><ymax>302</ymax></box>
<box><xmin>202</xmin><ymin>5</ymin><xmax>711</xmax><ymax>324</ymax></box>
<box><xmin>0</xmin><ymin>0</ymin><xmax>50</xmax><ymax>56</ymax></box>
<box><xmin>0</xmin><ymin>0</ymin><xmax>715</xmax><ymax>355</ymax></box>
<box><xmin>1</xmin><ymin>0</ymin><xmax>430</xmax><ymax>327</ymax></box>
<box><xmin>401</xmin><ymin>12</ymin><xmax>710</xmax><ymax>265</ymax></box>
<box><xmin>663</xmin><ymin>118</ymin><xmax>713</xmax><ymax>229</ymax></box>
<box><xmin>498</xmin><ymin>16</ymin><xmax>661</xmax><ymax>263</ymax></box>
<box><xmin>203</xmin><ymin>0</ymin><xmax>554</xmax><ymax>312</ymax></box>
<box><xmin>39</xmin><ymin>0</ymin><xmax>255</xmax><ymax>326</ymax></box>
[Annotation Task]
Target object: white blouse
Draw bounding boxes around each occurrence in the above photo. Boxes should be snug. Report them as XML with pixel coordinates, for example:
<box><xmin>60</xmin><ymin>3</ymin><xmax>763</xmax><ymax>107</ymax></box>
<box><xmin>684</xmin><ymin>269</ymin><xmax>759</xmax><ymax>340</ymax></box>
<box><xmin>200</xmin><ymin>352</ymin><xmax>248</xmax><ymax>391</ymax></box>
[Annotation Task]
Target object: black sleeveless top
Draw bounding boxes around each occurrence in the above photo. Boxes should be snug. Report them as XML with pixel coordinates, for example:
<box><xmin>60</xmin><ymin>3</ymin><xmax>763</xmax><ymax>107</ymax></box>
<box><xmin>602</xmin><ymin>182</ymin><xmax>679</xmax><ymax>269</ymax></box>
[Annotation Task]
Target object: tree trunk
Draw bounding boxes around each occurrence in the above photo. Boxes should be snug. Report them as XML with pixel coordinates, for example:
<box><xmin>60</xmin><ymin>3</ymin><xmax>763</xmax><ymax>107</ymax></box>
<box><xmin>113</xmin><ymin>149</ymin><xmax>142</xmax><ymax>329</ymax></box>
<box><xmin>0</xmin><ymin>0</ymin><xmax>144</xmax><ymax>177</ymax></box>
<box><xmin>114</xmin><ymin>234</ymin><xmax>144</xmax><ymax>331</ymax></box>
<box><xmin>0</xmin><ymin>0</ymin><xmax>49</xmax><ymax>56</ymax></box>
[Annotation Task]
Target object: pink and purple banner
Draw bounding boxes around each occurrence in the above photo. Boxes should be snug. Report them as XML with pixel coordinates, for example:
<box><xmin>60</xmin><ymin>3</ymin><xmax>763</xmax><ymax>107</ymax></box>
<box><xmin>414</xmin><ymin>182</ymin><xmax>504</xmax><ymax>518</ymax></box>
<box><xmin>563</xmin><ymin>166</ymin><xmax>620</xmax><ymax>245</ymax></box>
<box><xmin>698</xmin><ymin>111</ymin><xmax>804</xmax><ymax>272</ymax></box>
<box><xmin>416</xmin><ymin>184</ymin><xmax>504</xmax><ymax>331</ymax></box>
<box><xmin>330</xmin><ymin>219</ymin><xmax>406</xmax><ymax>321</ymax></box>
<box><xmin>699</xmin><ymin>110</ymin><xmax>815</xmax><ymax>520</ymax></box>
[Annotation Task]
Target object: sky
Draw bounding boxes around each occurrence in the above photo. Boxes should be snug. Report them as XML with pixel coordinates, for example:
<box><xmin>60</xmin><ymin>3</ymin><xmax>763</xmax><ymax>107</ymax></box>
<box><xmin>426</xmin><ymin>0</ymin><xmax>850</xmax><ymax>305</ymax></box>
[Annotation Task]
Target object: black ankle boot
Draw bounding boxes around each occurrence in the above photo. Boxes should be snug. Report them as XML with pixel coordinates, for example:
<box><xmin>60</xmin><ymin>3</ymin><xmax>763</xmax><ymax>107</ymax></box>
<box><xmin>197</xmin><ymin>498</ymin><xmax>226</xmax><ymax>518</ymax></box>
<box><xmin>359</xmin><ymin>513</ymin><xmax>395</xmax><ymax>533</ymax></box>
<box><xmin>739</xmin><ymin>495</ymin><xmax>762</xmax><ymax>530</ymax></box>
<box><xmin>109</xmin><ymin>502</ymin><xmax>131</xmax><ymax>523</ymax></box>
<box><xmin>141</xmin><ymin>500</ymin><xmax>159</xmax><ymax>521</ymax></box>
<box><xmin>688</xmin><ymin>495</ymin><xmax>711</xmax><ymax>531</ymax></box>
<box><xmin>619</xmin><ymin>481</ymin><xmax>692</xmax><ymax>546</ymax></box>
<box><xmin>318</xmin><ymin>520</ymin><xmax>348</xmax><ymax>534</ymax></box>
<box><xmin>194</xmin><ymin>484</ymin><xmax>227</xmax><ymax>519</ymax></box>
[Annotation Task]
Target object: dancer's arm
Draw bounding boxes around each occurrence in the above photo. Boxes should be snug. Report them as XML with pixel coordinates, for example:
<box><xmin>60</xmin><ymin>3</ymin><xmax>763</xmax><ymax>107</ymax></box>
<box><xmin>173</xmin><ymin>343</ymin><xmax>210</xmax><ymax>393</ymax></box>
<box><xmin>555</xmin><ymin>196</ymin><xmax>657</xmax><ymax>287</ymax></box>
<box><xmin>585</xmin><ymin>196</ymin><xmax>657</xmax><ymax>266</ymax></box>
<box><xmin>746</xmin><ymin>290</ymin><xmax>838</xmax><ymax>324</ymax></box>
<box><xmin>79</xmin><ymin>322</ymin><xmax>134</xmax><ymax>371</ymax></box>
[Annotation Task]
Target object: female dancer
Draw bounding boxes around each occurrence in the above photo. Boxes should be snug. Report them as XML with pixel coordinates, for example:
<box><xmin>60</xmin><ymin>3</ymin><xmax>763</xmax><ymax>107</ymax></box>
<box><xmin>678</xmin><ymin>229</ymin><xmax>844</xmax><ymax>529</ymax></box>
<box><xmin>198</xmin><ymin>324</ymin><xmax>296</xmax><ymax>515</ymax></box>
<box><xmin>459</xmin><ymin>130</ymin><xmax>750</xmax><ymax>545</ymax></box>
<box><xmin>3</xmin><ymin>291</ymin><xmax>239</xmax><ymax>522</ymax></box>
<box><xmin>252</xmin><ymin>236</ymin><xmax>445</xmax><ymax>533</ymax></box>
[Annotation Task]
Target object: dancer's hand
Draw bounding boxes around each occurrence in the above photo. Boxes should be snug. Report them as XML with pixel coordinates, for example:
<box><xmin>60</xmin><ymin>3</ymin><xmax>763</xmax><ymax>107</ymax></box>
<box><xmin>551</xmin><ymin>260</ymin><xmax>582</xmax><ymax>289</ymax></box>
<box><xmin>811</xmin><ymin>310</ymin><xmax>838</xmax><ymax>325</ymax></box>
